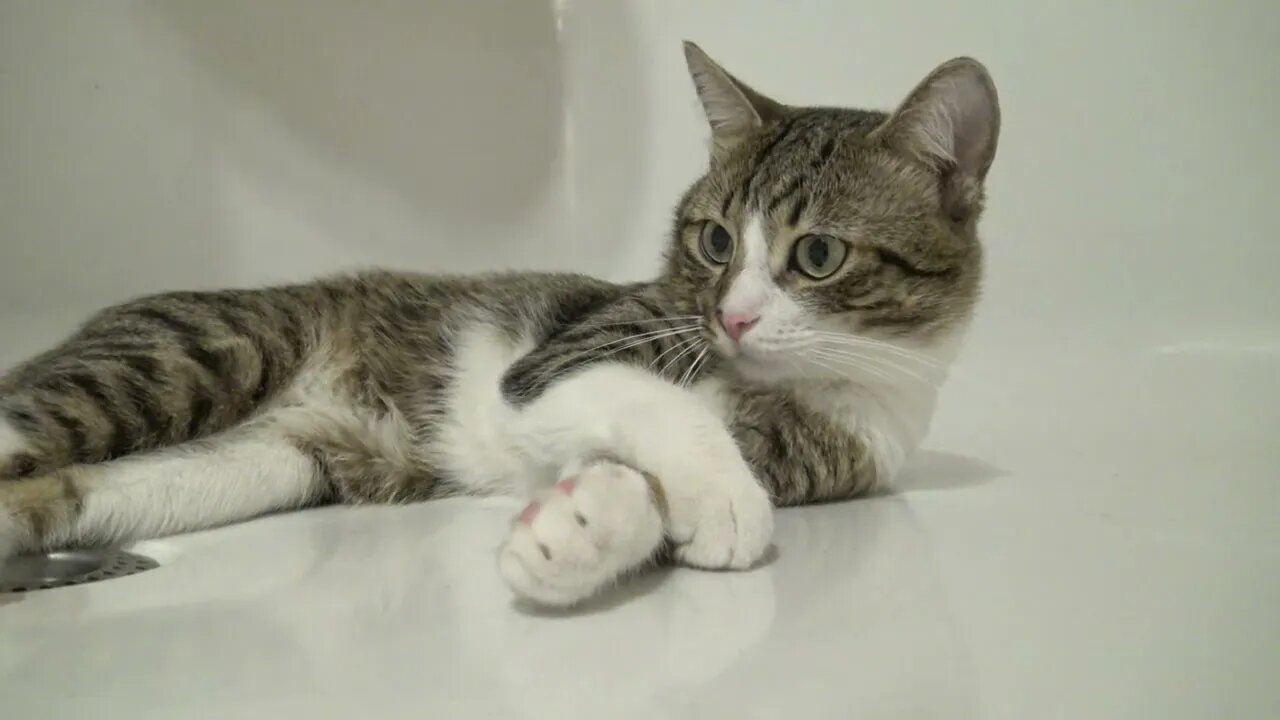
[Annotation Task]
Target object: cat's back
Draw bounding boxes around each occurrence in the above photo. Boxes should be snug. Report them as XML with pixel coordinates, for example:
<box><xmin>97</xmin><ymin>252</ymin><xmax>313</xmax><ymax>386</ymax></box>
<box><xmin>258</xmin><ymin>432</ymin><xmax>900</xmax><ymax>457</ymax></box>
<box><xmin>320</xmin><ymin>268</ymin><xmax>637</xmax><ymax>410</ymax></box>
<box><xmin>323</xmin><ymin>268</ymin><xmax>630</xmax><ymax>332</ymax></box>
<box><xmin>325</xmin><ymin>269</ymin><xmax>624</xmax><ymax>319</ymax></box>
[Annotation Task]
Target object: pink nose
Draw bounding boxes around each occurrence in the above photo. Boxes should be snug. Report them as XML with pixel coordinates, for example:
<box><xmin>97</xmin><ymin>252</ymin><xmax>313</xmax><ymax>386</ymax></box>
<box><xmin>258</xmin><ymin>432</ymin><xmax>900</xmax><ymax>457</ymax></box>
<box><xmin>718</xmin><ymin>310</ymin><xmax>760</xmax><ymax>342</ymax></box>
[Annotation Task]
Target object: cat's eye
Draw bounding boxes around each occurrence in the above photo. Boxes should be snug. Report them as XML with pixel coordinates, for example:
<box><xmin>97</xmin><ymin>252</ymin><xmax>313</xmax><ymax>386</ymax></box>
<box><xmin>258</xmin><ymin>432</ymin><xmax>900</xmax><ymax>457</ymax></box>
<box><xmin>699</xmin><ymin>222</ymin><xmax>734</xmax><ymax>264</ymax></box>
<box><xmin>792</xmin><ymin>234</ymin><xmax>847</xmax><ymax>279</ymax></box>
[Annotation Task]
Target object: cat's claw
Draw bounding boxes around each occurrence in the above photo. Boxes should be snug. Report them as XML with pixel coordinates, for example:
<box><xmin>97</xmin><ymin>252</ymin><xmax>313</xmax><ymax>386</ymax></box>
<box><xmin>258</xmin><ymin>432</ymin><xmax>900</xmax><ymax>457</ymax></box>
<box><xmin>498</xmin><ymin>460</ymin><xmax>664</xmax><ymax>607</ymax></box>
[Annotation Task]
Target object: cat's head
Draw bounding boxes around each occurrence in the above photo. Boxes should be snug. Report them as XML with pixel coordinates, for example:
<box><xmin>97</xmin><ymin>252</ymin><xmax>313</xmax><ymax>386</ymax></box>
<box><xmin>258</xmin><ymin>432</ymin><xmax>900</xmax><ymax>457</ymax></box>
<box><xmin>661</xmin><ymin>42</ymin><xmax>999</xmax><ymax>387</ymax></box>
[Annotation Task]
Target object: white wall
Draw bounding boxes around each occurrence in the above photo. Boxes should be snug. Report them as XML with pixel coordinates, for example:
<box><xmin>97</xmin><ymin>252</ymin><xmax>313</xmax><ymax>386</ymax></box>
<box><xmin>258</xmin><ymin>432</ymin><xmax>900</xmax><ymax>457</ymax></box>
<box><xmin>2</xmin><ymin>0</ymin><xmax>1276</xmax><ymax>357</ymax></box>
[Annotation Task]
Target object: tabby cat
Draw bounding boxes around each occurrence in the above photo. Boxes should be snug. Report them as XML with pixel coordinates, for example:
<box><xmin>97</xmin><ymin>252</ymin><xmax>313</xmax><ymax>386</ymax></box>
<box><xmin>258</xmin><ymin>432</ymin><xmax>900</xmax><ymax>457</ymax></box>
<box><xmin>0</xmin><ymin>43</ymin><xmax>999</xmax><ymax>606</ymax></box>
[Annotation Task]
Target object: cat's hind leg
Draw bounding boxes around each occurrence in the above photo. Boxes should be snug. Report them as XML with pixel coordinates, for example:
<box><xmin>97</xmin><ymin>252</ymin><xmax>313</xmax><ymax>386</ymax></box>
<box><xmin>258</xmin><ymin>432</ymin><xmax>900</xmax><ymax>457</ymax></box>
<box><xmin>0</xmin><ymin>414</ymin><xmax>329</xmax><ymax>562</ymax></box>
<box><xmin>498</xmin><ymin>458</ymin><xmax>665</xmax><ymax>607</ymax></box>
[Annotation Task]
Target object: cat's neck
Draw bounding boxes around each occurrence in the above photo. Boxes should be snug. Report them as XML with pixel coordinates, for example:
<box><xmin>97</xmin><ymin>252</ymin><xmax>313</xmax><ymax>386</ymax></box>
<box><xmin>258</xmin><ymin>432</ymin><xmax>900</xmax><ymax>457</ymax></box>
<box><xmin>792</xmin><ymin>373</ymin><xmax>939</xmax><ymax>482</ymax></box>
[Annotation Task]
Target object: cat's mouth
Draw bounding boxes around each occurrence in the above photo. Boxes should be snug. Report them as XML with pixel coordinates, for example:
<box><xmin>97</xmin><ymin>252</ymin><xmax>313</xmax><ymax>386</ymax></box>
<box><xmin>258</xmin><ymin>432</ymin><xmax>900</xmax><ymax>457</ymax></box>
<box><xmin>711</xmin><ymin>336</ymin><xmax>803</xmax><ymax>384</ymax></box>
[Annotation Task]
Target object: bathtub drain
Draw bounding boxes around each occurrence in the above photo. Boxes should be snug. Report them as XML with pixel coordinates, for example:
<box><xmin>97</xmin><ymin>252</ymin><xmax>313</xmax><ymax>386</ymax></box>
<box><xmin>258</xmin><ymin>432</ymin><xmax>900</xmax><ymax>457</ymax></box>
<box><xmin>0</xmin><ymin>549</ymin><xmax>159</xmax><ymax>593</ymax></box>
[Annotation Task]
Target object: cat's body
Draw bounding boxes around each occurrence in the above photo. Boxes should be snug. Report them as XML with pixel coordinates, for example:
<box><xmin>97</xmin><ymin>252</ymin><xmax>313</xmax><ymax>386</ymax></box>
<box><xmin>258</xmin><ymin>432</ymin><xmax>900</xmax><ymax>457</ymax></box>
<box><xmin>0</xmin><ymin>44</ymin><xmax>999</xmax><ymax>606</ymax></box>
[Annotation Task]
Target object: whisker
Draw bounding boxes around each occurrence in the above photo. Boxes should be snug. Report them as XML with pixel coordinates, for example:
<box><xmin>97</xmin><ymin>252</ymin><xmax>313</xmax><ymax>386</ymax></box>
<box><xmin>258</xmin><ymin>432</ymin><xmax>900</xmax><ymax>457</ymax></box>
<box><xmin>579</xmin><ymin>315</ymin><xmax>702</xmax><ymax>330</ymax></box>
<box><xmin>814</xmin><ymin>340</ymin><xmax>945</xmax><ymax>371</ymax></box>
<box><xmin>524</xmin><ymin>325</ymin><xmax>701</xmax><ymax>392</ymax></box>
<box><xmin>567</xmin><ymin>324</ymin><xmax>700</xmax><ymax>358</ymax></box>
<box><xmin>810</xmin><ymin>340</ymin><xmax>947</xmax><ymax>380</ymax></box>
<box><xmin>809</xmin><ymin>346</ymin><xmax>940</xmax><ymax>387</ymax></box>
<box><xmin>696</xmin><ymin>347</ymin><xmax>717</xmax><ymax>383</ymax></box>
<box><xmin>680</xmin><ymin>347</ymin><xmax>709</xmax><ymax>388</ymax></box>
<box><xmin>566</xmin><ymin>326</ymin><xmax>700</xmax><ymax>370</ymax></box>
<box><xmin>690</xmin><ymin>348</ymin><xmax>713</xmax><ymax>386</ymax></box>
<box><xmin>812</xmin><ymin>332</ymin><xmax>946</xmax><ymax>369</ymax></box>
<box><xmin>808</xmin><ymin>340</ymin><xmax>942</xmax><ymax>376</ymax></box>
<box><xmin>693</xmin><ymin>352</ymin><xmax>713</xmax><ymax>386</ymax></box>
<box><xmin>808</xmin><ymin>349</ymin><xmax>898</xmax><ymax>385</ymax></box>
<box><xmin>807</xmin><ymin>356</ymin><xmax>851</xmax><ymax>383</ymax></box>
<box><xmin>659</xmin><ymin>338</ymin><xmax>704</xmax><ymax>381</ymax></box>
<box><xmin>647</xmin><ymin>335</ymin><xmax>701</xmax><ymax>375</ymax></box>
<box><xmin>679</xmin><ymin>346</ymin><xmax>710</xmax><ymax>388</ymax></box>
<box><xmin>807</xmin><ymin>353</ymin><xmax>915</xmax><ymax>391</ymax></box>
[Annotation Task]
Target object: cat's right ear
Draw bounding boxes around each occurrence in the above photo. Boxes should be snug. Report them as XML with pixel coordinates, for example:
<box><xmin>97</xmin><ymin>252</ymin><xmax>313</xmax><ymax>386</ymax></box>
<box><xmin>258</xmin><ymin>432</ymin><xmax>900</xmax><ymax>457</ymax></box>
<box><xmin>683</xmin><ymin>41</ymin><xmax>785</xmax><ymax>156</ymax></box>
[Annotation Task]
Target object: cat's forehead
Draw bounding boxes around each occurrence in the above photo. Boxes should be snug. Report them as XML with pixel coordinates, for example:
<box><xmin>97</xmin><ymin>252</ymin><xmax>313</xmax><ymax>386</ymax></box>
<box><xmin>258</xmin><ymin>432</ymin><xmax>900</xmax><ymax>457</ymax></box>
<box><xmin>716</xmin><ymin>108</ymin><xmax>889</xmax><ymax>215</ymax></box>
<box><xmin>682</xmin><ymin>108</ymin><xmax>943</xmax><ymax>245</ymax></box>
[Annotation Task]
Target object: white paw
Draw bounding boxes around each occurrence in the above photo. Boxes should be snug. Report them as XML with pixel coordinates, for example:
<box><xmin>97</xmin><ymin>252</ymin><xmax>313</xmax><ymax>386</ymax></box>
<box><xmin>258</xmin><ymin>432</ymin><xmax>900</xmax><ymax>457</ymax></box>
<box><xmin>498</xmin><ymin>459</ymin><xmax>664</xmax><ymax>607</ymax></box>
<box><xmin>664</xmin><ymin>461</ymin><xmax>774</xmax><ymax>571</ymax></box>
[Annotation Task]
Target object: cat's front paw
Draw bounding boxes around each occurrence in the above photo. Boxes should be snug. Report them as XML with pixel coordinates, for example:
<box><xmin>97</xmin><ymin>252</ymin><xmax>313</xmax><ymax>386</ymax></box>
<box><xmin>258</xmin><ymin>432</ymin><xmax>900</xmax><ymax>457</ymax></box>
<box><xmin>498</xmin><ymin>459</ymin><xmax>664</xmax><ymax>607</ymax></box>
<box><xmin>664</xmin><ymin>462</ymin><xmax>774</xmax><ymax>571</ymax></box>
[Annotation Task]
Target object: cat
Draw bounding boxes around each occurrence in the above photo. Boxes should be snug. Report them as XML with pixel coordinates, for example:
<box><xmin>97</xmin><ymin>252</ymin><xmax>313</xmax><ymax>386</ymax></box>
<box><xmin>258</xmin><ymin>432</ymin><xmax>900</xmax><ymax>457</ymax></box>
<box><xmin>0</xmin><ymin>42</ymin><xmax>998</xmax><ymax>607</ymax></box>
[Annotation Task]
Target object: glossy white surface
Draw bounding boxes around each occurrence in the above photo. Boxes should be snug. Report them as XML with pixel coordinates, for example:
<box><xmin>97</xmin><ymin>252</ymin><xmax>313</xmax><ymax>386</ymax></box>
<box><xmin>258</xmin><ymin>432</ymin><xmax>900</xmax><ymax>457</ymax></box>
<box><xmin>2</xmin><ymin>1</ymin><xmax>1278</xmax><ymax>718</ymax></box>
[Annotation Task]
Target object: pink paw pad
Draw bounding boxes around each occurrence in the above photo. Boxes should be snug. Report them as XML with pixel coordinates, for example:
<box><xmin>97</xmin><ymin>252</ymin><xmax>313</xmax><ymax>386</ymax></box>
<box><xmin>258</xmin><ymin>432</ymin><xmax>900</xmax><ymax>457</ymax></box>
<box><xmin>518</xmin><ymin>502</ymin><xmax>540</xmax><ymax>524</ymax></box>
<box><xmin>555</xmin><ymin>477</ymin><xmax>577</xmax><ymax>495</ymax></box>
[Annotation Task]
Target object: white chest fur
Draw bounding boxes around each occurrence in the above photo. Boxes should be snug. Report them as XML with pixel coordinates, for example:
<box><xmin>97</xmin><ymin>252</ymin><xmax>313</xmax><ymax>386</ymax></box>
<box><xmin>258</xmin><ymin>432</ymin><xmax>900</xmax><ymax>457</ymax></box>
<box><xmin>792</xmin><ymin>378</ymin><xmax>938</xmax><ymax>485</ymax></box>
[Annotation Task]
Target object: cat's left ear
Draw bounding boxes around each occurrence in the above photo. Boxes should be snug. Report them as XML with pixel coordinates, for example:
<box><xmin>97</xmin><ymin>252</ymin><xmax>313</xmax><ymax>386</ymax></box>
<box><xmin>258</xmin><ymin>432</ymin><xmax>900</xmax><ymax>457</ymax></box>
<box><xmin>683</xmin><ymin>41</ymin><xmax>785</xmax><ymax>156</ymax></box>
<box><xmin>874</xmin><ymin>58</ymin><xmax>1001</xmax><ymax>219</ymax></box>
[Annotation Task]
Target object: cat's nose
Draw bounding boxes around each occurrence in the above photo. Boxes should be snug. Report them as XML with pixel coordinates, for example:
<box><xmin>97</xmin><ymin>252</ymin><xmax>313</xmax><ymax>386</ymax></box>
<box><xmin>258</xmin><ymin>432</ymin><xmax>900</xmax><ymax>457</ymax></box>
<box><xmin>717</xmin><ymin>310</ymin><xmax>760</xmax><ymax>343</ymax></box>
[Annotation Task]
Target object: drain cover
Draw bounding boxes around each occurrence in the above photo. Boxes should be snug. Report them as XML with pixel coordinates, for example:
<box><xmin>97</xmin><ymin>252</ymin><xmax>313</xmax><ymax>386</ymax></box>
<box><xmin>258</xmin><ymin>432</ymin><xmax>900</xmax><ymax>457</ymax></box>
<box><xmin>0</xmin><ymin>549</ymin><xmax>158</xmax><ymax>593</ymax></box>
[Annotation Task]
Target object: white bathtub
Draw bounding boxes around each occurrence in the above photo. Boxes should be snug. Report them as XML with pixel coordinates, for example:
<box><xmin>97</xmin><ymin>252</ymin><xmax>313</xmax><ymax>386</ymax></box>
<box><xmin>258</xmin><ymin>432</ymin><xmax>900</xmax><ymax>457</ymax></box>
<box><xmin>1</xmin><ymin>2</ymin><xmax>1276</xmax><ymax>718</ymax></box>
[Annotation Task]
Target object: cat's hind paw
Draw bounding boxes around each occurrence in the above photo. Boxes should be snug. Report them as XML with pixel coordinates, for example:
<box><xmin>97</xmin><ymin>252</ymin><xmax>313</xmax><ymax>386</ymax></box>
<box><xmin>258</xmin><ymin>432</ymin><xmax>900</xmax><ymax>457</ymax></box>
<box><xmin>498</xmin><ymin>459</ymin><xmax>664</xmax><ymax>607</ymax></box>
